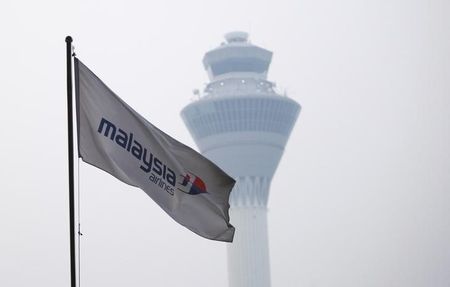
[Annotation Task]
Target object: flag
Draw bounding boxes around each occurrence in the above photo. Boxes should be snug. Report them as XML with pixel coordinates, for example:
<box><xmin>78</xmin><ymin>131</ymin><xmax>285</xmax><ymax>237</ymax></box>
<box><xmin>74</xmin><ymin>58</ymin><xmax>235</xmax><ymax>242</ymax></box>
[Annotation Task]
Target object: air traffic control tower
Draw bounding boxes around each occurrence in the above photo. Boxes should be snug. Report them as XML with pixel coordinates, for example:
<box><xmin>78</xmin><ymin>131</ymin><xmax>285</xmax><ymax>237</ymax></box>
<box><xmin>181</xmin><ymin>32</ymin><xmax>300</xmax><ymax>287</ymax></box>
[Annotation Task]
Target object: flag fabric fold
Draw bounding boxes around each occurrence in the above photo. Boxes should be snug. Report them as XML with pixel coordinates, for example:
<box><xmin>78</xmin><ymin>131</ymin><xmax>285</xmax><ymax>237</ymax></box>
<box><xmin>74</xmin><ymin>58</ymin><xmax>235</xmax><ymax>242</ymax></box>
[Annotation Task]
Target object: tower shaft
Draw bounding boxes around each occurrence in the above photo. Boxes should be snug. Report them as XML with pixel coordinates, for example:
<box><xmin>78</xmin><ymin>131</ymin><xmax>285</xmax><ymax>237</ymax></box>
<box><xmin>227</xmin><ymin>176</ymin><xmax>271</xmax><ymax>287</ymax></box>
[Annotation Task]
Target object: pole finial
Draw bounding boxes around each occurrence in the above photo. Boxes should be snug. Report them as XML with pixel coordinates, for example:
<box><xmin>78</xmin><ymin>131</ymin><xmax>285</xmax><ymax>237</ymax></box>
<box><xmin>66</xmin><ymin>36</ymin><xmax>73</xmax><ymax>43</ymax></box>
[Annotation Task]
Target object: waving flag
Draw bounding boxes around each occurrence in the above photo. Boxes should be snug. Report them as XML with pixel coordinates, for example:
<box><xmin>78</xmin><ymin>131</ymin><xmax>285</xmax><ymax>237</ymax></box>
<box><xmin>74</xmin><ymin>58</ymin><xmax>235</xmax><ymax>242</ymax></box>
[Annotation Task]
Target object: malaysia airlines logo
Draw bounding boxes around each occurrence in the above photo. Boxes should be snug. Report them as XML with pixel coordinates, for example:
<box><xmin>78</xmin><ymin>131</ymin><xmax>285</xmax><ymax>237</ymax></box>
<box><xmin>97</xmin><ymin>117</ymin><xmax>209</xmax><ymax>197</ymax></box>
<box><xmin>178</xmin><ymin>172</ymin><xmax>208</xmax><ymax>195</ymax></box>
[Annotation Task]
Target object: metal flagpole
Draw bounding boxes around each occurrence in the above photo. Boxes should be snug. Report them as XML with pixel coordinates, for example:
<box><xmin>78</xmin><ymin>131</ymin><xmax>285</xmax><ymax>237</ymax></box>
<box><xmin>65</xmin><ymin>35</ymin><xmax>77</xmax><ymax>287</ymax></box>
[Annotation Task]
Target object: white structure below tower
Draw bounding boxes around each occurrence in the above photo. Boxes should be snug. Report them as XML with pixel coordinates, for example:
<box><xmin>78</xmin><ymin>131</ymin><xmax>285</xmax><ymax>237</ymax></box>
<box><xmin>181</xmin><ymin>32</ymin><xmax>300</xmax><ymax>287</ymax></box>
<box><xmin>227</xmin><ymin>176</ymin><xmax>271</xmax><ymax>287</ymax></box>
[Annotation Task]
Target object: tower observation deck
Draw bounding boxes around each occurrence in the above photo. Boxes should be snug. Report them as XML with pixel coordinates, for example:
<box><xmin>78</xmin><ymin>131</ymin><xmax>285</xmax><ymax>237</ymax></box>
<box><xmin>181</xmin><ymin>32</ymin><xmax>300</xmax><ymax>287</ymax></box>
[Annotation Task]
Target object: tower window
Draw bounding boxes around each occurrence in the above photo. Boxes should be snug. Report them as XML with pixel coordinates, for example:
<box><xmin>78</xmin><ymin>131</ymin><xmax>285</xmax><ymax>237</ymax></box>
<box><xmin>210</xmin><ymin>58</ymin><xmax>269</xmax><ymax>76</ymax></box>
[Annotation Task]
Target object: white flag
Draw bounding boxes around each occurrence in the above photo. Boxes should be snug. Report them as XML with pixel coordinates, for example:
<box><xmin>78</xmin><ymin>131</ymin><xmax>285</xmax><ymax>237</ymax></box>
<box><xmin>74</xmin><ymin>58</ymin><xmax>235</xmax><ymax>242</ymax></box>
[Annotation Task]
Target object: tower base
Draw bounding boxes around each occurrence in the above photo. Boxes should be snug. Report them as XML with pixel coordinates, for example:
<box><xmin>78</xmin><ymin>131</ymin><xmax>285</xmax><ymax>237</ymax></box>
<box><xmin>227</xmin><ymin>207</ymin><xmax>271</xmax><ymax>287</ymax></box>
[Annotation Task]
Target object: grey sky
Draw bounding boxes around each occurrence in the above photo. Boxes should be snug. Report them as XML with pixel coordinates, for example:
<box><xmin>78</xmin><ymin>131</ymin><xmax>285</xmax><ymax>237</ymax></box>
<box><xmin>1</xmin><ymin>0</ymin><xmax>449</xmax><ymax>286</ymax></box>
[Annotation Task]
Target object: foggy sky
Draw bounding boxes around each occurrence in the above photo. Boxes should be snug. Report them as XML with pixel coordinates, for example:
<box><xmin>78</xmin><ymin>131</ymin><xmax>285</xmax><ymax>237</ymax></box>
<box><xmin>1</xmin><ymin>0</ymin><xmax>449</xmax><ymax>286</ymax></box>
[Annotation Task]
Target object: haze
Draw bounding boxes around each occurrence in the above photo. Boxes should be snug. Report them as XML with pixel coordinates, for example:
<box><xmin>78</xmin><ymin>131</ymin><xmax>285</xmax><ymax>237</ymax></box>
<box><xmin>0</xmin><ymin>0</ymin><xmax>449</xmax><ymax>286</ymax></box>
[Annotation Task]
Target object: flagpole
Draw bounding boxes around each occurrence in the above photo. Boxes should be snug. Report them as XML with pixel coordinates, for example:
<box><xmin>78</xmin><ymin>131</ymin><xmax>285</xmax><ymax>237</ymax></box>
<box><xmin>65</xmin><ymin>35</ymin><xmax>77</xmax><ymax>287</ymax></box>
